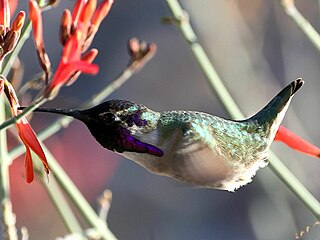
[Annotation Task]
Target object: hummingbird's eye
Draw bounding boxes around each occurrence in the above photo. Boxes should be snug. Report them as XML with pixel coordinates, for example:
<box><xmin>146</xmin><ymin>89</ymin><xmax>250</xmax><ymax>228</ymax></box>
<box><xmin>100</xmin><ymin>112</ymin><xmax>118</xmax><ymax>123</ymax></box>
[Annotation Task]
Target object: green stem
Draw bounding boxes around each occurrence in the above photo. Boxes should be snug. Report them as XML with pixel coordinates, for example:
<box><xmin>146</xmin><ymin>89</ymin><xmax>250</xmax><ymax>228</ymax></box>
<box><xmin>280</xmin><ymin>0</ymin><xmax>320</xmax><ymax>51</ymax></box>
<box><xmin>0</xmin><ymin>96</ymin><xmax>11</xmax><ymax>237</ymax></box>
<box><xmin>165</xmin><ymin>0</ymin><xmax>320</xmax><ymax>220</ymax></box>
<box><xmin>41</xmin><ymin>146</ymin><xmax>117</xmax><ymax>240</ymax></box>
<box><xmin>40</xmin><ymin>173</ymin><xmax>83</xmax><ymax>234</ymax></box>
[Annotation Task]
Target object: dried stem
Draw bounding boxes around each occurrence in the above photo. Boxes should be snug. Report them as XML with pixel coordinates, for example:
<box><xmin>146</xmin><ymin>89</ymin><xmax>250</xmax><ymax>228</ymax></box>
<box><xmin>165</xmin><ymin>0</ymin><xmax>320</xmax><ymax>220</ymax></box>
<box><xmin>98</xmin><ymin>190</ymin><xmax>112</xmax><ymax>222</ymax></box>
<box><xmin>280</xmin><ymin>0</ymin><xmax>320</xmax><ymax>51</ymax></box>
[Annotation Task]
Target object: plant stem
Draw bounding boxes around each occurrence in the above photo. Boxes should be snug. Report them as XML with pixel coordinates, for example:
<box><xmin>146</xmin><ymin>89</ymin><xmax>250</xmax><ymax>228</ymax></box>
<box><xmin>280</xmin><ymin>0</ymin><xmax>320</xmax><ymax>51</ymax></box>
<box><xmin>165</xmin><ymin>0</ymin><xmax>320</xmax><ymax>220</ymax></box>
<box><xmin>40</xmin><ymin>173</ymin><xmax>83</xmax><ymax>234</ymax></box>
<box><xmin>40</xmin><ymin>146</ymin><xmax>117</xmax><ymax>240</ymax></box>
<box><xmin>0</xmin><ymin>96</ymin><xmax>13</xmax><ymax>239</ymax></box>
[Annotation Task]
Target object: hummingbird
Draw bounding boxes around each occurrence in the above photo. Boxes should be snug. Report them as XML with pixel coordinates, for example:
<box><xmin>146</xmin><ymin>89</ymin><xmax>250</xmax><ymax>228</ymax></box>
<box><xmin>24</xmin><ymin>79</ymin><xmax>320</xmax><ymax>191</ymax></box>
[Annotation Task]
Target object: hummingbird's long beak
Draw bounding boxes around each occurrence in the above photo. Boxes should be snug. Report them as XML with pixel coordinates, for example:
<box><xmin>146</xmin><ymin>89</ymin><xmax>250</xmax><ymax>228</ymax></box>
<box><xmin>18</xmin><ymin>107</ymin><xmax>86</xmax><ymax>121</ymax></box>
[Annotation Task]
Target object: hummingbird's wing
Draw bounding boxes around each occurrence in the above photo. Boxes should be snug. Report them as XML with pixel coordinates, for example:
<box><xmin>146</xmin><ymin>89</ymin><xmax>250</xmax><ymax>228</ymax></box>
<box><xmin>156</xmin><ymin>122</ymin><xmax>232</xmax><ymax>189</ymax></box>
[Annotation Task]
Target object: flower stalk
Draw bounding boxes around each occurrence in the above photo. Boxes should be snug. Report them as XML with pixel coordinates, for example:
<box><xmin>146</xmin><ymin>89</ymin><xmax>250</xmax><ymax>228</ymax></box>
<box><xmin>279</xmin><ymin>0</ymin><xmax>320</xmax><ymax>51</ymax></box>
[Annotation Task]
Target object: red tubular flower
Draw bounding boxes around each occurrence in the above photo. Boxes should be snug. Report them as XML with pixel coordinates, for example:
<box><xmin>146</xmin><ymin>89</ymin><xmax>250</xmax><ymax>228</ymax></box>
<box><xmin>66</xmin><ymin>48</ymin><xmax>98</xmax><ymax>86</ymax></box>
<box><xmin>275</xmin><ymin>125</ymin><xmax>320</xmax><ymax>158</ymax></box>
<box><xmin>29</xmin><ymin>0</ymin><xmax>51</xmax><ymax>80</ymax></box>
<box><xmin>0</xmin><ymin>0</ymin><xmax>10</xmax><ymax>28</ymax></box>
<box><xmin>91</xmin><ymin>0</ymin><xmax>113</xmax><ymax>31</ymax></box>
<box><xmin>8</xmin><ymin>0</ymin><xmax>17</xmax><ymax>16</ymax></box>
<box><xmin>44</xmin><ymin>32</ymin><xmax>99</xmax><ymax>99</ymax></box>
<box><xmin>28</xmin><ymin>0</ymin><xmax>110</xmax><ymax>99</ymax></box>
<box><xmin>61</xmin><ymin>0</ymin><xmax>114</xmax><ymax>51</ymax></box>
<box><xmin>3</xmin><ymin>78</ymin><xmax>49</xmax><ymax>183</ymax></box>
<box><xmin>71</xmin><ymin>0</ymin><xmax>85</xmax><ymax>26</ymax></box>
<box><xmin>17</xmin><ymin>115</ymin><xmax>49</xmax><ymax>183</ymax></box>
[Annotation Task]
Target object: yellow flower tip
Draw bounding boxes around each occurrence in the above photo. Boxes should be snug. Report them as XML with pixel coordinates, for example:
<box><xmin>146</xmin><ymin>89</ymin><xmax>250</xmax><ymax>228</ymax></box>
<box><xmin>11</xmin><ymin>11</ymin><xmax>25</xmax><ymax>32</ymax></box>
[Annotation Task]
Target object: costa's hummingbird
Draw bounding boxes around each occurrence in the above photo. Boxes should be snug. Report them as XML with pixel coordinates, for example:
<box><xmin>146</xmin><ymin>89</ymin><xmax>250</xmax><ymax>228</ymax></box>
<box><xmin>25</xmin><ymin>79</ymin><xmax>320</xmax><ymax>191</ymax></box>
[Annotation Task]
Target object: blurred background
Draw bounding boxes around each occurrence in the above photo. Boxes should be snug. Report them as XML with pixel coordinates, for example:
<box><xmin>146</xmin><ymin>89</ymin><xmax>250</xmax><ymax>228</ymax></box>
<box><xmin>8</xmin><ymin>0</ymin><xmax>320</xmax><ymax>239</ymax></box>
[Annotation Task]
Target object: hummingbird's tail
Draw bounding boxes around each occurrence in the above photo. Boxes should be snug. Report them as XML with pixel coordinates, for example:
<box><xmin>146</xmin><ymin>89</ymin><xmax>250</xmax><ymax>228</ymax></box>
<box><xmin>18</xmin><ymin>107</ymin><xmax>83</xmax><ymax>119</ymax></box>
<box><xmin>247</xmin><ymin>79</ymin><xmax>304</xmax><ymax>126</ymax></box>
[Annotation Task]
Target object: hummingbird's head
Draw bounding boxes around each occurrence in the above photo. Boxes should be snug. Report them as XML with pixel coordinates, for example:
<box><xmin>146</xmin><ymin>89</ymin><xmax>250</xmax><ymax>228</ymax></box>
<box><xmin>81</xmin><ymin>99</ymin><xmax>159</xmax><ymax>130</ymax></box>
<box><xmin>79</xmin><ymin>99</ymin><xmax>163</xmax><ymax>157</ymax></box>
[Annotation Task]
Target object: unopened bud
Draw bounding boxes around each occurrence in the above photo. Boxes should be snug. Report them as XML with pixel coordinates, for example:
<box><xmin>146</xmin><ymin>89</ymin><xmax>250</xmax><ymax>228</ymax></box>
<box><xmin>11</xmin><ymin>11</ymin><xmax>25</xmax><ymax>33</ymax></box>
<box><xmin>91</xmin><ymin>0</ymin><xmax>113</xmax><ymax>29</ymax></box>
<box><xmin>79</xmin><ymin>0</ymin><xmax>97</xmax><ymax>25</ymax></box>
<box><xmin>60</xmin><ymin>9</ymin><xmax>72</xmax><ymax>45</ymax></box>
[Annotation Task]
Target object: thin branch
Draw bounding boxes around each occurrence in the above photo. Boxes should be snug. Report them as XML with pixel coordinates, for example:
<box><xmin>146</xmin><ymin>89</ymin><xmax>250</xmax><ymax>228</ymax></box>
<box><xmin>40</xmin><ymin>146</ymin><xmax>117</xmax><ymax>240</ymax></box>
<box><xmin>165</xmin><ymin>0</ymin><xmax>320</xmax><ymax>220</ymax></box>
<box><xmin>280</xmin><ymin>0</ymin><xmax>320</xmax><ymax>51</ymax></box>
<box><xmin>40</xmin><ymin>172</ymin><xmax>83</xmax><ymax>234</ymax></box>
<box><xmin>0</xmin><ymin>96</ymin><xmax>14</xmax><ymax>240</ymax></box>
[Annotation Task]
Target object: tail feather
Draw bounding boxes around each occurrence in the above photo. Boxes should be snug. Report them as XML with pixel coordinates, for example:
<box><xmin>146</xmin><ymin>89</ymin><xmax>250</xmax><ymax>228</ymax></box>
<box><xmin>275</xmin><ymin>126</ymin><xmax>320</xmax><ymax>158</ymax></box>
<box><xmin>248</xmin><ymin>79</ymin><xmax>304</xmax><ymax>125</ymax></box>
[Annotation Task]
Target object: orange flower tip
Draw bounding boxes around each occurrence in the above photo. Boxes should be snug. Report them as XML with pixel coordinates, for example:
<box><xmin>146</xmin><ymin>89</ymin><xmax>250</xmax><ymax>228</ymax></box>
<box><xmin>61</xmin><ymin>9</ymin><xmax>72</xmax><ymax>27</ymax></box>
<box><xmin>11</xmin><ymin>11</ymin><xmax>25</xmax><ymax>32</ymax></box>
<box><xmin>9</xmin><ymin>0</ymin><xmax>17</xmax><ymax>16</ymax></box>
<box><xmin>80</xmin><ymin>0</ymin><xmax>97</xmax><ymax>24</ymax></box>
<box><xmin>92</xmin><ymin>0</ymin><xmax>114</xmax><ymax>28</ymax></box>
<box><xmin>0</xmin><ymin>0</ymin><xmax>10</xmax><ymax>28</ymax></box>
<box><xmin>72</xmin><ymin>0</ymin><xmax>86</xmax><ymax>25</ymax></box>
<box><xmin>29</xmin><ymin>0</ymin><xmax>41</xmax><ymax>22</ymax></box>
<box><xmin>81</xmin><ymin>48</ymin><xmax>98</xmax><ymax>62</ymax></box>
